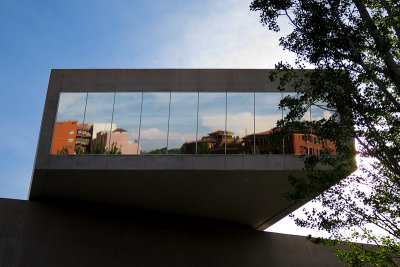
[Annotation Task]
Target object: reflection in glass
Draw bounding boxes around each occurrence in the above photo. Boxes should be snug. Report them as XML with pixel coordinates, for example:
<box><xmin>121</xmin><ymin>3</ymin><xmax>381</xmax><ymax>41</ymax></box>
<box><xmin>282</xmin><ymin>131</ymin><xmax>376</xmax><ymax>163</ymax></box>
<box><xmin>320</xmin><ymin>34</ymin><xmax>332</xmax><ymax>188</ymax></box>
<box><xmin>254</xmin><ymin>92</ymin><xmax>283</xmax><ymax>154</ymax></box>
<box><xmin>84</xmin><ymin>93</ymin><xmax>115</xmax><ymax>154</ymax></box>
<box><xmin>140</xmin><ymin>93</ymin><xmax>170</xmax><ymax>154</ymax></box>
<box><xmin>169</xmin><ymin>93</ymin><xmax>197</xmax><ymax>154</ymax></box>
<box><xmin>110</xmin><ymin>93</ymin><xmax>142</xmax><ymax>154</ymax></box>
<box><xmin>50</xmin><ymin>91</ymin><xmax>328</xmax><ymax>157</ymax></box>
<box><xmin>226</xmin><ymin>93</ymin><xmax>254</xmax><ymax>154</ymax></box>
<box><xmin>311</xmin><ymin>101</ymin><xmax>333</xmax><ymax>121</ymax></box>
<box><xmin>195</xmin><ymin>93</ymin><xmax>226</xmax><ymax>154</ymax></box>
<box><xmin>51</xmin><ymin>93</ymin><xmax>87</xmax><ymax>154</ymax></box>
<box><xmin>282</xmin><ymin>92</ymin><xmax>297</xmax><ymax>118</ymax></box>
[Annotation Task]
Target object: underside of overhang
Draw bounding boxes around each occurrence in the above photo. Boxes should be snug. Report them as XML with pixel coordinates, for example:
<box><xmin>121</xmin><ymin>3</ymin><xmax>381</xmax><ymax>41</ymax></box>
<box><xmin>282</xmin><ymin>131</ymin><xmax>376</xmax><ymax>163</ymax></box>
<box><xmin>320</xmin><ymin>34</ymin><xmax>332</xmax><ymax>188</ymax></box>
<box><xmin>30</xmin><ymin>166</ymin><xmax>305</xmax><ymax>230</ymax></box>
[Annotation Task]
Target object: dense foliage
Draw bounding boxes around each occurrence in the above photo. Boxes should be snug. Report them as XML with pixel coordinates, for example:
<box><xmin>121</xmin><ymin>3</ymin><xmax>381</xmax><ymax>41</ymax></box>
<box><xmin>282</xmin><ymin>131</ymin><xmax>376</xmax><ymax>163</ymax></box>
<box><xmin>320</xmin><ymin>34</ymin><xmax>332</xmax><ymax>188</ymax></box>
<box><xmin>251</xmin><ymin>0</ymin><xmax>400</xmax><ymax>265</ymax></box>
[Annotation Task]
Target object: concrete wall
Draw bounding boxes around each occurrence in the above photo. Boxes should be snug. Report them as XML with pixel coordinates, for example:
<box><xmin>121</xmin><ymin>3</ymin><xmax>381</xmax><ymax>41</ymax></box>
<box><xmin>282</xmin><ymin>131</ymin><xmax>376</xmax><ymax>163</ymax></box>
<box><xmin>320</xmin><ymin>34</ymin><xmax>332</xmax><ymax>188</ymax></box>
<box><xmin>0</xmin><ymin>198</ymin><xmax>343</xmax><ymax>267</ymax></box>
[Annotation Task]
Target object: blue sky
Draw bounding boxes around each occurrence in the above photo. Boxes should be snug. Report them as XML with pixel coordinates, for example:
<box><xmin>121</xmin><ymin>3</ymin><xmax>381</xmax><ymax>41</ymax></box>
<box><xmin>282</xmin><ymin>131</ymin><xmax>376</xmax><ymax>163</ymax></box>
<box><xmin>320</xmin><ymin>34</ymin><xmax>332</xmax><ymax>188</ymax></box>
<box><xmin>1</xmin><ymin>0</ymin><xmax>332</xmax><ymax>236</ymax></box>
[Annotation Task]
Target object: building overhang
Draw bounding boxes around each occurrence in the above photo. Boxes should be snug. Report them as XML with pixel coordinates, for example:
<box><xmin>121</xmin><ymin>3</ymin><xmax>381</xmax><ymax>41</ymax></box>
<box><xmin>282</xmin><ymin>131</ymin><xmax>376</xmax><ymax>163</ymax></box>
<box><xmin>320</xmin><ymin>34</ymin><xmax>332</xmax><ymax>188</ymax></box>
<box><xmin>31</xmin><ymin>69</ymin><xmax>309</xmax><ymax>230</ymax></box>
<box><xmin>31</xmin><ymin>154</ymin><xmax>306</xmax><ymax>230</ymax></box>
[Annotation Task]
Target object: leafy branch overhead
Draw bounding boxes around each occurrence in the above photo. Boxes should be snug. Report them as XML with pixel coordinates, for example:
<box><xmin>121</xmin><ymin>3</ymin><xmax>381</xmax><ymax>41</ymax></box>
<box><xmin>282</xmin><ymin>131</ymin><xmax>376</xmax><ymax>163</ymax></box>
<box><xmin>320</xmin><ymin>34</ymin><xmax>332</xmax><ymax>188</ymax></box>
<box><xmin>251</xmin><ymin>0</ymin><xmax>399</xmax><ymax>265</ymax></box>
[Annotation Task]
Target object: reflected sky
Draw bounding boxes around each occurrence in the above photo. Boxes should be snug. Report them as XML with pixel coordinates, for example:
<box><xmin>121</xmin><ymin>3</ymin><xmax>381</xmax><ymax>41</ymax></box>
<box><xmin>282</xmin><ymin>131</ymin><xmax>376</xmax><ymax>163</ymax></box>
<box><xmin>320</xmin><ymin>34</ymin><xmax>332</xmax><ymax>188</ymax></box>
<box><xmin>168</xmin><ymin>92</ymin><xmax>197</xmax><ymax>150</ymax></box>
<box><xmin>227</xmin><ymin>93</ymin><xmax>254</xmax><ymax>137</ymax></box>
<box><xmin>112</xmin><ymin>93</ymin><xmax>142</xmax><ymax>143</ymax></box>
<box><xmin>56</xmin><ymin>93</ymin><xmax>87</xmax><ymax>123</ymax></box>
<box><xmin>255</xmin><ymin>92</ymin><xmax>283</xmax><ymax>132</ymax></box>
<box><xmin>140</xmin><ymin>92</ymin><xmax>169</xmax><ymax>152</ymax></box>
<box><xmin>198</xmin><ymin>92</ymin><xmax>226</xmax><ymax>138</ymax></box>
<box><xmin>311</xmin><ymin>102</ymin><xmax>333</xmax><ymax>121</ymax></box>
<box><xmin>84</xmin><ymin>93</ymin><xmax>115</xmax><ymax>125</ymax></box>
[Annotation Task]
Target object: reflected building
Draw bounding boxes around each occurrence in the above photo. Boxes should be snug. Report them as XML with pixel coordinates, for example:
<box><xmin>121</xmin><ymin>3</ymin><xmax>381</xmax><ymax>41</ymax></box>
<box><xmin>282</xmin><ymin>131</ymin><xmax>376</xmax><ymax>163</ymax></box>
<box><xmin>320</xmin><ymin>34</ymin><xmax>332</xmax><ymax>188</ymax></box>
<box><xmin>92</xmin><ymin>128</ymin><xmax>141</xmax><ymax>154</ymax></box>
<box><xmin>182</xmin><ymin>130</ymin><xmax>243</xmax><ymax>154</ymax></box>
<box><xmin>52</xmin><ymin>121</ymin><xmax>93</xmax><ymax>154</ymax></box>
<box><xmin>76</xmin><ymin>123</ymin><xmax>92</xmax><ymax>153</ymax></box>
<box><xmin>51</xmin><ymin>120</ymin><xmax>79</xmax><ymax>154</ymax></box>
<box><xmin>242</xmin><ymin>128</ymin><xmax>337</xmax><ymax>155</ymax></box>
<box><xmin>182</xmin><ymin>128</ymin><xmax>337</xmax><ymax>155</ymax></box>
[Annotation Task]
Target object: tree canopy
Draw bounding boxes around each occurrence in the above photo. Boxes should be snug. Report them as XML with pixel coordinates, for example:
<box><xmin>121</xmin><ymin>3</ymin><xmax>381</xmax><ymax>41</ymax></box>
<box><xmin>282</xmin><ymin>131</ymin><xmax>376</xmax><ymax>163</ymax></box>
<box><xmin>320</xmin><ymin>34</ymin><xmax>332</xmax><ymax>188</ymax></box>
<box><xmin>251</xmin><ymin>0</ymin><xmax>400</xmax><ymax>265</ymax></box>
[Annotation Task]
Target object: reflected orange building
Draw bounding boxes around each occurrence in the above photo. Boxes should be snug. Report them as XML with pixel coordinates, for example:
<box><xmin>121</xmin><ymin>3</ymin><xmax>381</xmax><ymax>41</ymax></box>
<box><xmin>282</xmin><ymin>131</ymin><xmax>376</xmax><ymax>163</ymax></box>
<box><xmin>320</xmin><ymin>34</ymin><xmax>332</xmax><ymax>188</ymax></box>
<box><xmin>242</xmin><ymin>129</ymin><xmax>337</xmax><ymax>155</ymax></box>
<box><xmin>51</xmin><ymin>121</ymin><xmax>79</xmax><ymax>154</ymax></box>
<box><xmin>182</xmin><ymin>128</ymin><xmax>336</xmax><ymax>155</ymax></box>
<box><xmin>52</xmin><ymin>121</ymin><xmax>92</xmax><ymax>154</ymax></box>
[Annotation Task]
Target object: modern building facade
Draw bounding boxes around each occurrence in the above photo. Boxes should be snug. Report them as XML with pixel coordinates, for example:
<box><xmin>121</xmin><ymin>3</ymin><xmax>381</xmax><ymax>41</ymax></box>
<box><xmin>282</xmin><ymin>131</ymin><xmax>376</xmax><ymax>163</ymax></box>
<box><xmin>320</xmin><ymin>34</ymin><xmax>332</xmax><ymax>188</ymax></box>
<box><xmin>0</xmin><ymin>69</ymin><xmax>346</xmax><ymax>266</ymax></box>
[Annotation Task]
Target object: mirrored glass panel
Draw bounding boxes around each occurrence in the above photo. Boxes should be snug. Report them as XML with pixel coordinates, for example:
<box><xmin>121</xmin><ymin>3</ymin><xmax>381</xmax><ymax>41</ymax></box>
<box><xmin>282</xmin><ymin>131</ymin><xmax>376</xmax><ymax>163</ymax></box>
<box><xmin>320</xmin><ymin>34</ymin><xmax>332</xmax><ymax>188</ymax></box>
<box><xmin>227</xmin><ymin>93</ymin><xmax>254</xmax><ymax>154</ymax></box>
<box><xmin>281</xmin><ymin>92</ymin><xmax>297</xmax><ymax>118</ymax></box>
<box><xmin>254</xmin><ymin>92</ymin><xmax>283</xmax><ymax>154</ymax></box>
<box><xmin>110</xmin><ymin>93</ymin><xmax>142</xmax><ymax>154</ymax></box>
<box><xmin>196</xmin><ymin>93</ymin><xmax>226</xmax><ymax>154</ymax></box>
<box><xmin>310</xmin><ymin>102</ymin><xmax>337</xmax><ymax>155</ymax></box>
<box><xmin>51</xmin><ymin>93</ymin><xmax>87</xmax><ymax>154</ymax></box>
<box><xmin>311</xmin><ymin>101</ymin><xmax>333</xmax><ymax>121</ymax></box>
<box><xmin>84</xmin><ymin>93</ymin><xmax>115</xmax><ymax>154</ymax></box>
<box><xmin>169</xmin><ymin>92</ymin><xmax>197</xmax><ymax>154</ymax></box>
<box><xmin>140</xmin><ymin>93</ymin><xmax>169</xmax><ymax>154</ymax></box>
<box><xmin>281</xmin><ymin>92</ymin><xmax>300</xmax><ymax>155</ymax></box>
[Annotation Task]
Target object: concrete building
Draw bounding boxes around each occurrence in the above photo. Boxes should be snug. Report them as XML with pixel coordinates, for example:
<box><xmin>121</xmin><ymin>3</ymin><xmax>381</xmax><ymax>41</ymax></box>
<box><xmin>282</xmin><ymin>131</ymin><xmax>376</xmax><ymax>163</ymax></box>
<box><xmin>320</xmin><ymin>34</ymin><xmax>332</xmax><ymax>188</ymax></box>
<box><xmin>0</xmin><ymin>69</ymin><xmax>348</xmax><ymax>266</ymax></box>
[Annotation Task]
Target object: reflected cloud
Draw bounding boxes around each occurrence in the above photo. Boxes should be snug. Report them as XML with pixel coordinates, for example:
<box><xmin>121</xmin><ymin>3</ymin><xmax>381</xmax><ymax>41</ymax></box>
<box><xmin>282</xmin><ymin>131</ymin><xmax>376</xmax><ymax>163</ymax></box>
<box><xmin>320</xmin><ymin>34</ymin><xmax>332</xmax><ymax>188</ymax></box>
<box><xmin>202</xmin><ymin>112</ymin><xmax>283</xmax><ymax>137</ymax></box>
<box><xmin>324</xmin><ymin>111</ymin><xmax>332</xmax><ymax>119</ymax></box>
<box><xmin>135</xmin><ymin>128</ymin><xmax>195</xmax><ymax>142</ymax></box>
<box><xmin>56</xmin><ymin>93</ymin><xmax>86</xmax><ymax>122</ymax></box>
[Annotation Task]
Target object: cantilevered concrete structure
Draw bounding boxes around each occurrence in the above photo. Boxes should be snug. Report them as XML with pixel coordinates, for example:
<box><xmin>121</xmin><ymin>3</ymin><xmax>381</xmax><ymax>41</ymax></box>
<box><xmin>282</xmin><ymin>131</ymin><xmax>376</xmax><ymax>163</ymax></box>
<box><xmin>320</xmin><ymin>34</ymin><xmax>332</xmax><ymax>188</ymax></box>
<box><xmin>0</xmin><ymin>69</ymin><xmax>345</xmax><ymax>266</ymax></box>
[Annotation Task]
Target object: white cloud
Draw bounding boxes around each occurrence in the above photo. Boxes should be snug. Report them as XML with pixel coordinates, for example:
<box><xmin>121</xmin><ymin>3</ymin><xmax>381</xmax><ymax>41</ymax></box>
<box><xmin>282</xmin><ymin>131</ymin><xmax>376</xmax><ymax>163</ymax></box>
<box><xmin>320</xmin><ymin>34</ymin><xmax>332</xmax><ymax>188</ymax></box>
<box><xmin>134</xmin><ymin>128</ymin><xmax>195</xmax><ymax>142</ymax></box>
<box><xmin>116</xmin><ymin>0</ymin><xmax>298</xmax><ymax>68</ymax></box>
<box><xmin>201</xmin><ymin>112</ymin><xmax>283</xmax><ymax>137</ymax></box>
<box><xmin>323</xmin><ymin>110</ymin><xmax>332</xmax><ymax>119</ymax></box>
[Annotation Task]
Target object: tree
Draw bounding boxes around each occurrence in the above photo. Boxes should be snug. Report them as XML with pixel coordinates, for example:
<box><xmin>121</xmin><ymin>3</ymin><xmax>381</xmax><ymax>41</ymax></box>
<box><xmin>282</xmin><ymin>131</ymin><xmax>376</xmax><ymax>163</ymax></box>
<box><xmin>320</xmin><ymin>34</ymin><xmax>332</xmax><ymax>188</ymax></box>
<box><xmin>250</xmin><ymin>0</ymin><xmax>400</xmax><ymax>265</ymax></box>
<box><xmin>57</xmin><ymin>146</ymin><xmax>69</xmax><ymax>155</ymax></box>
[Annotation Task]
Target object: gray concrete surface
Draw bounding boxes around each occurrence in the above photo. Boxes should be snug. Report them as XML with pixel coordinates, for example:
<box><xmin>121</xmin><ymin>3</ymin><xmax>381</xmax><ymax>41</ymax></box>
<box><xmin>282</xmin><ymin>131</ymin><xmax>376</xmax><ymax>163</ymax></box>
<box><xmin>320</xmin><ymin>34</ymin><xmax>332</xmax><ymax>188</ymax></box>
<box><xmin>0</xmin><ymin>198</ymin><xmax>343</xmax><ymax>267</ymax></box>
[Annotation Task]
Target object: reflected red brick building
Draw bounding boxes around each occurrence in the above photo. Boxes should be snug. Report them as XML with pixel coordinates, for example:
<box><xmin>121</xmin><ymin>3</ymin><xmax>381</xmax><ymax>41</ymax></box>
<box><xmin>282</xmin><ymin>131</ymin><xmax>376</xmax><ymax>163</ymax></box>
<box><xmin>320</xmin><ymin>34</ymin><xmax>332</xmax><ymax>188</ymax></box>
<box><xmin>182</xmin><ymin>128</ymin><xmax>337</xmax><ymax>155</ymax></box>
<box><xmin>242</xmin><ymin>129</ymin><xmax>337</xmax><ymax>155</ymax></box>
<box><xmin>52</xmin><ymin>121</ymin><xmax>92</xmax><ymax>154</ymax></box>
<box><xmin>51</xmin><ymin>121</ymin><xmax>79</xmax><ymax>154</ymax></box>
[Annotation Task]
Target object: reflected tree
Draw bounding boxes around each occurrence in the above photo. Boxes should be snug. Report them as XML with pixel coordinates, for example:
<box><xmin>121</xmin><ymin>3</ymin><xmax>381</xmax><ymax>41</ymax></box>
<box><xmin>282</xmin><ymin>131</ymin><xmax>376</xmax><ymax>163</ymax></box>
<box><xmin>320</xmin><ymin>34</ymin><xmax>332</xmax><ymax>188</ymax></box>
<box><xmin>109</xmin><ymin>142</ymin><xmax>122</xmax><ymax>155</ymax></box>
<box><xmin>56</xmin><ymin>146</ymin><xmax>69</xmax><ymax>155</ymax></box>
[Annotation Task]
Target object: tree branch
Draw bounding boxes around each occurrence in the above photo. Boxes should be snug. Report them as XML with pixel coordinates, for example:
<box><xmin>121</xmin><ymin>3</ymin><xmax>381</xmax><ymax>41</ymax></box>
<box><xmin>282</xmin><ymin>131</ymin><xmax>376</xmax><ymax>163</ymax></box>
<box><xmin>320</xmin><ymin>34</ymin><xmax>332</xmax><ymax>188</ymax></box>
<box><xmin>353</xmin><ymin>0</ymin><xmax>400</xmax><ymax>93</ymax></box>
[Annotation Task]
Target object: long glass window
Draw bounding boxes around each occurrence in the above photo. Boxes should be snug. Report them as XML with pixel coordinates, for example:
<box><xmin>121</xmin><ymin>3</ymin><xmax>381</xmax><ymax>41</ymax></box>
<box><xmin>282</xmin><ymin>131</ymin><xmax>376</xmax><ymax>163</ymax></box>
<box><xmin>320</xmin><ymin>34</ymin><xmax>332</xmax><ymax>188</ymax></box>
<box><xmin>51</xmin><ymin>91</ymin><xmax>303</xmax><ymax>156</ymax></box>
